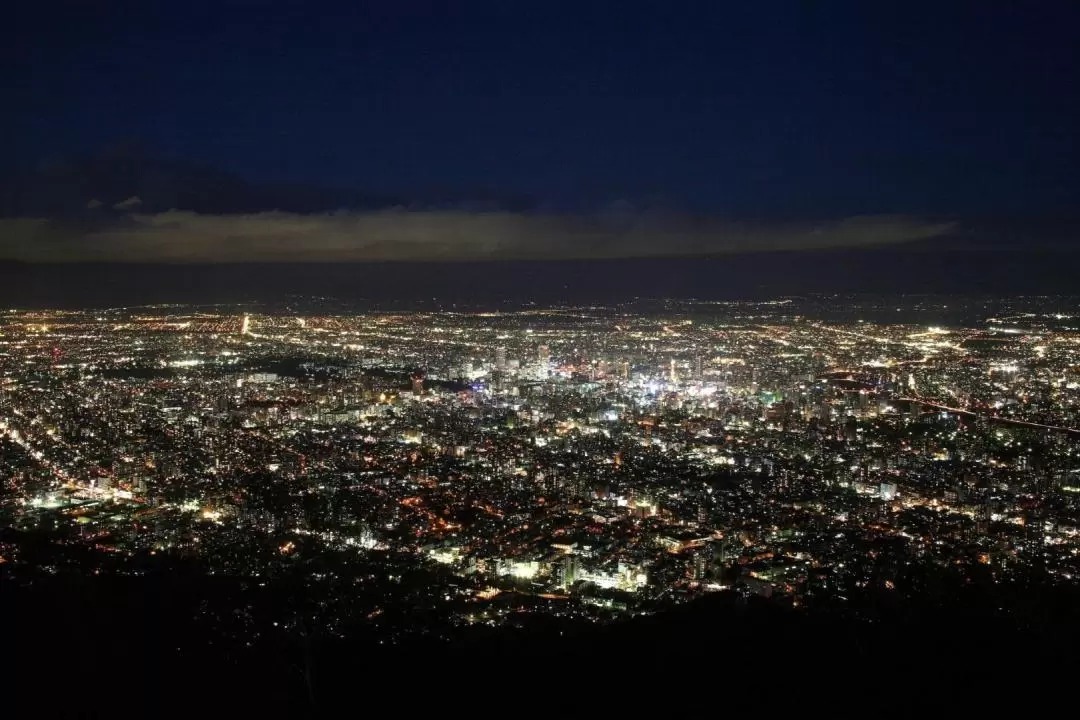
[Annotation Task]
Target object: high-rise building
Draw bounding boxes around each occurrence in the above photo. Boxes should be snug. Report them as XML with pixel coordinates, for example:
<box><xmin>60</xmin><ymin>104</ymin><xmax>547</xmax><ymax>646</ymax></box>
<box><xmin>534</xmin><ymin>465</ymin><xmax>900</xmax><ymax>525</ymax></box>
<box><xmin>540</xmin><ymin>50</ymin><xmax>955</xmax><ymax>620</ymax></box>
<box><xmin>558</xmin><ymin>555</ymin><xmax>580</xmax><ymax>589</ymax></box>
<box><xmin>692</xmin><ymin>545</ymin><xmax>711</xmax><ymax>581</ymax></box>
<box><xmin>536</xmin><ymin>344</ymin><xmax>551</xmax><ymax>379</ymax></box>
<box><xmin>411</xmin><ymin>373</ymin><xmax>424</xmax><ymax>396</ymax></box>
<box><xmin>495</xmin><ymin>346</ymin><xmax>507</xmax><ymax>371</ymax></box>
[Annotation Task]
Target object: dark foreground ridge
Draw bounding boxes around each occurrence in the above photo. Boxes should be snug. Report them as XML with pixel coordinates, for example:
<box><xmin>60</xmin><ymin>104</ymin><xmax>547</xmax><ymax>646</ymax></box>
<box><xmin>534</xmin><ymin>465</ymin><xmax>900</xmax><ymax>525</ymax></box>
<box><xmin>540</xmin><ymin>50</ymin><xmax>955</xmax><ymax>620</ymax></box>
<box><xmin>8</xmin><ymin>566</ymin><xmax>1077</xmax><ymax>715</ymax></box>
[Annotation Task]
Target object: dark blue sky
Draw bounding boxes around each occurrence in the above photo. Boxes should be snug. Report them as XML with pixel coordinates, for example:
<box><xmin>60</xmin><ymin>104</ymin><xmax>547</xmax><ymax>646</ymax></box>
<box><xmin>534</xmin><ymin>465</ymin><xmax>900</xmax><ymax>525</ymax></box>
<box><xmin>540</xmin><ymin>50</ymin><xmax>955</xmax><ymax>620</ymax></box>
<box><xmin>7</xmin><ymin>0</ymin><xmax>1080</xmax><ymax>215</ymax></box>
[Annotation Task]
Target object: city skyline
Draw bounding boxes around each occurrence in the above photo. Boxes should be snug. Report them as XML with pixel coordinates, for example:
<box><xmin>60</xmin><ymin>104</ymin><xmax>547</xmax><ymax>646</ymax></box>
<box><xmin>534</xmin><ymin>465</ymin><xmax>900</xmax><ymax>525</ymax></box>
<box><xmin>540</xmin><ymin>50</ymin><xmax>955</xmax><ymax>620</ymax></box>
<box><xmin>6</xmin><ymin>2</ymin><xmax>1080</xmax><ymax>708</ymax></box>
<box><xmin>5</xmin><ymin>295</ymin><xmax>1080</xmax><ymax>704</ymax></box>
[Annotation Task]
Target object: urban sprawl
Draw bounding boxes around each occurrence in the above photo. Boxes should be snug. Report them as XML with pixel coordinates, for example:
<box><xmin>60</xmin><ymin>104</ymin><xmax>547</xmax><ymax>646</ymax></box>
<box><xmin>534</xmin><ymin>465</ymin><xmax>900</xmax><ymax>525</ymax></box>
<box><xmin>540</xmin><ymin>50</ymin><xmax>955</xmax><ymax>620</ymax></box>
<box><xmin>3</xmin><ymin>296</ymin><xmax>1080</xmax><ymax>644</ymax></box>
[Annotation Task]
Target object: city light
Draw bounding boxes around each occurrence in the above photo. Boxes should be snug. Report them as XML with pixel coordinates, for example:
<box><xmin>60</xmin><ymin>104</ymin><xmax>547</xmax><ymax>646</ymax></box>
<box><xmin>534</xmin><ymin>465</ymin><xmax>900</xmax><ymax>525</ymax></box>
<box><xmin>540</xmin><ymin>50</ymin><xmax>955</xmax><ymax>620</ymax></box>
<box><xmin>3</xmin><ymin>296</ymin><xmax>1080</xmax><ymax>659</ymax></box>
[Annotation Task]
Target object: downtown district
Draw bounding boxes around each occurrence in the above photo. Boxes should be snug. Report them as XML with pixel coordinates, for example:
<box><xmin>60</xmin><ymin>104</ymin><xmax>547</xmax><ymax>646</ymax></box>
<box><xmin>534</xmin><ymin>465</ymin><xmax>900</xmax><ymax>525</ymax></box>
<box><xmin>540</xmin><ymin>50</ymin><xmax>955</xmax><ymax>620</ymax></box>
<box><xmin>3</xmin><ymin>295</ymin><xmax>1080</xmax><ymax>647</ymax></box>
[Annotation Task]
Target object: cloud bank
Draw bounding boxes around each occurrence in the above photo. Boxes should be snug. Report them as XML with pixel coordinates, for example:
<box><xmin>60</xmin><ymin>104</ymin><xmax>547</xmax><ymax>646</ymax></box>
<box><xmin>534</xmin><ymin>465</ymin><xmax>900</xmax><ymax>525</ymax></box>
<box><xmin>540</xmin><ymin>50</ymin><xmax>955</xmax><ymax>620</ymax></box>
<box><xmin>0</xmin><ymin>210</ymin><xmax>956</xmax><ymax>263</ymax></box>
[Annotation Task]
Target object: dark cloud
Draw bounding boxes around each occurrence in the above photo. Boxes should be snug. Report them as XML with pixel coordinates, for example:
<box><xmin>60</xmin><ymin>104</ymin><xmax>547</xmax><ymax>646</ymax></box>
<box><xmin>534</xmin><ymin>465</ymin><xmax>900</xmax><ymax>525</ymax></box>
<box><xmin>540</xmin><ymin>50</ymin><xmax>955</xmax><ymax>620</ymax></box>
<box><xmin>0</xmin><ymin>211</ymin><xmax>956</xmax><ymax>263</ymax></box>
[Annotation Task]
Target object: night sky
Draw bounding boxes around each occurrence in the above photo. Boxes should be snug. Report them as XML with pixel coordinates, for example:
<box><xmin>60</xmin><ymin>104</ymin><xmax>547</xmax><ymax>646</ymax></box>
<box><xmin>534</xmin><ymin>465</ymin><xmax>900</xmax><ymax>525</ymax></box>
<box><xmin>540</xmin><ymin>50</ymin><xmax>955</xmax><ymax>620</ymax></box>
<box><xmin>4</xmin><ymin>1</ymin><xmax>1080</xmax><ymax>263</ymax></box>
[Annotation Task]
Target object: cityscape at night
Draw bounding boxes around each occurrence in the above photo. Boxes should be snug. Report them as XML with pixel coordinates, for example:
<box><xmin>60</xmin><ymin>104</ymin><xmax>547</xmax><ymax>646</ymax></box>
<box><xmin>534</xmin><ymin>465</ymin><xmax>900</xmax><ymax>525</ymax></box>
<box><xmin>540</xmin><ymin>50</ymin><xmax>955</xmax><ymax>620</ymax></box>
<box><xmin>6</xmin><ymin>296</ymin><xmax>1080</xmax><ymax>682</ymax></box>
<box><xmin>7</xmin><ymin>1</ymin><xmax>1080</xmax><ymax>711</ymax></box>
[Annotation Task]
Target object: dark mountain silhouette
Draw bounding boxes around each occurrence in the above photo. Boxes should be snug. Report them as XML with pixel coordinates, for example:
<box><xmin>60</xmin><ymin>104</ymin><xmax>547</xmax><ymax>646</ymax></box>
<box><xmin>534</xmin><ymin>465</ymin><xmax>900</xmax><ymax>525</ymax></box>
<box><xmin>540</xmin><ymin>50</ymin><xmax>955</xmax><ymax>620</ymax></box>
<box><xmin>8</xmin><ymin>566</ymin><xmax>1076</xmax><ymax>712</ymax></box>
